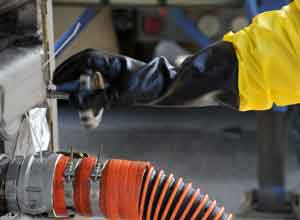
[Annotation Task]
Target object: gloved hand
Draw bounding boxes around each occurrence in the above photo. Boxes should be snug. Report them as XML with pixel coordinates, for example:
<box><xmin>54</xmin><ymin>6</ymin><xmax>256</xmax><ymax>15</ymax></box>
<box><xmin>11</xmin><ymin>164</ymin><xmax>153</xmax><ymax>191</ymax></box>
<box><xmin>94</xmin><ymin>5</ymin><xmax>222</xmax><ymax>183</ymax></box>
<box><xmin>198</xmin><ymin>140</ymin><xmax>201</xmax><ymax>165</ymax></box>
<box><xmin>54</xmin><ymin>0</ymin><xmax>300</xmax><ymax>124</ymax></box>
<box><xmin>153</xmin><ymin>41</ymin><xmax>239</xmax><ymax>108</ymax></box>
<box><xmin>54</xmin><ymin>48</ymin><xmax>176</xmax><ymax>104</ymax></box>
<box><xmin>53</xmin><ymin>49</ymin><xmax>176</xmax><ymax>127</ymax></box>
<box><xmin>54</xmin><ymin>41</ymin><xmax>239</xmax><ymax>128</ymax></box>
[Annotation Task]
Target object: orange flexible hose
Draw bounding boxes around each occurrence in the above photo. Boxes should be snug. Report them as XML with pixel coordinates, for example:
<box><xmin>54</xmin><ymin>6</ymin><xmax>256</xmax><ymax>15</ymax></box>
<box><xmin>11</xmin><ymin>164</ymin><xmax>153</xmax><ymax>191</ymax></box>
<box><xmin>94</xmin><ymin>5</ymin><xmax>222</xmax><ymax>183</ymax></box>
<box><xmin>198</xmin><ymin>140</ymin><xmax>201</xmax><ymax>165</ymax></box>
<box><xmin>169</xmin><ymin>183</ymin><xmax>193</xmax><ymax>220</ymax></box>
<box><xmin>214</xmin><ymin>207</ymin><xmax>225</xmax><ymax>220</ymax></box>
<box><xmin>53</xmin><ymin>155</ymin><xmax>70</xmax><ymax>217</ymax></box>
<box><xmin>100</xmin><ymin>159</ymin><xmax>232</xmax><ymax>220</ymax></box>
<box><xmin>153</xmin><ymin>174</ymin><xmax>174</xmax><ymax>220</ymax></box>
<box><xmin>51</xmin><ymin>153</ymin><xmax>232</xmax><ymax>220</ymax></box>
<box><xmin>100</xmin><ymin>159</ymin><xmax>151</xmax><ymax>220</ymax></box>
<box><xmin>179</xmin><ymin>188</ymin><xmax>200</xmax><ymax>220</ymax></box>
<box><xmin>147</xmin><ymin>170</ymin><xmax>164</xmax><ymax>220</ymax></box>
<box><xmin>73</xmin><ymin>156</ymin><xmax>97</xmax><ymax>216</ymax></box>
<box><xmin>201</xmin><ymin>200</ymin><xmax>216</xmax><ymax>220</ymax></box>
<box><xmin>161</xmin><ymin>178</ymin><xmax>184</xmax><ymax>220</ymax></box>
<box><xmin>139</xmin><ymin>166</ymin><xmax>155</xmax><ymax>215</ymax></box>
<box><xmin>191</xmin><ymin>194</ymin><xmax>209</xmax><ymax>220</ymax></box>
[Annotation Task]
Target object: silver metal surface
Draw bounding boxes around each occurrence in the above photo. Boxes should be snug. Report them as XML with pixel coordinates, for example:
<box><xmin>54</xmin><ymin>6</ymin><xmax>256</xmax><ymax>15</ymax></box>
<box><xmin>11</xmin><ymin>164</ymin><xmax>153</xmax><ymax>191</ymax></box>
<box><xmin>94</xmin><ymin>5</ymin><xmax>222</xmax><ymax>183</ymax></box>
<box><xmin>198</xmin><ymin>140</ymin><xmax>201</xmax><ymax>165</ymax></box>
<box><xmin>0</xmin><ymin>154</ymin><xmax>11</xmax><ymax>214</ymax></box>
<box><xmin>90</xmin><ymin>178</ymin><xmax>101</xmax><ymax>216</ymax></box>
<box><xmin>5</xmin><ymin>156</ymin><xmax>24</xmax><ymax>213</ymax></box>
<box><xmin>3</xmin><ymin>151</ymin><xmax>108</xmax><ymax>217</ymax></box>
<box><xmin>63</xmin><ymin>180</ymin><xmax>74</xmax><ymax>211</ymax></box>
<box><xmin>0</xmin><ymin>46</ymin><xmax>46</xmax><ymax>140</ymax></box>
<box><xmin>16</xmin><ymin>152</ymin><xmax>60</xmax><ymax>215</ymax></box>
<box><xmin>64</xmin><ymin>158</ymin><xmax>81</xmax><ymax>211</ymax></box>
<box><xmin>1</xmin><ymin>214</ymin><xmax>105</xmax><ymax>219</ymax></box>
<box><xmin>0</xmin><ymin>0</ymin><xmax>58</xmax><ymax>215</ymax></box>
<box><xmin>90</xmin><ymin>160</ymin><xmax>106</xmax><ymax>216</ymax></box>
<box><xmin>0</xmin><ymin>0</ymin><xmax>58</xmax><ymax>157</ymax></box>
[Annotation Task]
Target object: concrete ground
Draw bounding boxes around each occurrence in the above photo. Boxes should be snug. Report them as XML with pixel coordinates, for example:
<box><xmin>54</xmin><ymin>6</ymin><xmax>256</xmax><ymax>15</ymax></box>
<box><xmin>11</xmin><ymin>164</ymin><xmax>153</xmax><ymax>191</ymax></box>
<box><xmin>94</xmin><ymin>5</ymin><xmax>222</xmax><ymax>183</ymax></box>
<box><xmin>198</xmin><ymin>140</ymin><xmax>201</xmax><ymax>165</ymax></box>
<box><xmin>58</xmin><ymin>106</ymin><xmax>300</xmax><ymax>216</ymax></box>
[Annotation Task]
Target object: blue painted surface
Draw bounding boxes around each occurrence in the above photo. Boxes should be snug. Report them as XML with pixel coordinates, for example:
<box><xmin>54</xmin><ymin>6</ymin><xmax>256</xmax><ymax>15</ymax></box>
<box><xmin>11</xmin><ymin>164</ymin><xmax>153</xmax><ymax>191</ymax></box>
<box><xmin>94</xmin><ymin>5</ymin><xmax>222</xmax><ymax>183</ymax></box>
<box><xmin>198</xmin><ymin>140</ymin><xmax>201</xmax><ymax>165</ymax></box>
<box><xmin>259</xmin><ymin>0</ymin><xmax>291</xmax><ymax>12</ymax></box>
<box><xmin>169</xmin><ymin>8</ymin><xmax>212</xmax><ymax>48</ymax></box>
<box><xmin>245</xmin><ymin>0</ymin><xmax>291</xmax><ymax>20</ymax></box>
<box><xmin>272</xmin><ymin>105</ymin><xmax>289</xmax><ymax>113</ymax></box>
<box><xmin>54</xmin><ymin>8</ymin><xmax>97</xmax><ymax>57</ymax></box>
<box><xmin>245</xmin><ymin>0</ymin><xmax>260</xmax><ymax>20</ymax></box>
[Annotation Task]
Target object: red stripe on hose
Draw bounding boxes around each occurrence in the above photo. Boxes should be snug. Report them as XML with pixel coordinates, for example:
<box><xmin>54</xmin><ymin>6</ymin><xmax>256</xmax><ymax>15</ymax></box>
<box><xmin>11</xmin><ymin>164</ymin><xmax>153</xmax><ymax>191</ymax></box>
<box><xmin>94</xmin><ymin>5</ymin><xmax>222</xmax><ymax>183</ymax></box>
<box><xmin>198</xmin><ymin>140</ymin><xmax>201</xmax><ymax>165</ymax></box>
<box><xmin>179</xmin><ymin>188</ymin><xmax>200</xmax><ymax>220</ymax></box>
<box><xmin>214</xmin><ymin>206</ymin><xmax>225</xmax><ymax>220</ymax></box>
<box><xmin>161</xmin><ymin>178</ymin><xmax>183</xmax><ymax>220</ymax></box>
<box><xmin>153</xmin><ymin>174</ymin><xmax>174</xmax><ymax>220</ymax></box>
<box><xmin>191</xmin><ymin>194</ymin><xmax>209</xmax><ymax>220</ymax></box>
<box><xmin>147</xmin><ymin>170</ymin><xmax>164</xmax><ymax>220</ymax></box>
<box><xmin>139</xmin><ymin>166</ymin><xmax>155</xmax><ymax>215</ymax></box>
<box><xmin>170</xmin><ymin>183</ymin><xmax>193</xmax><ymax>220</ymax></box>
<box><xmin>201</xmin><ymin>200</ymin><xmax>217</xmax><ymax>220</ymax></box>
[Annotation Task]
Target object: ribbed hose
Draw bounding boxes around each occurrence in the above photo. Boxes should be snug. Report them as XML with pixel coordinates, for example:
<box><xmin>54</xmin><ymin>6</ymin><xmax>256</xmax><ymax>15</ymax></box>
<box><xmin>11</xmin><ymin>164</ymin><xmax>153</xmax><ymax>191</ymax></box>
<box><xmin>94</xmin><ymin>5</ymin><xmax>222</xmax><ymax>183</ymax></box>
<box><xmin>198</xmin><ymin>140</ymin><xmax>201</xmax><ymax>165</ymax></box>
<box><xmin>144</xmin><ymin>167</ymin><xmax>232</xmax><ymax>220</ymax></box>
<box><xmin>140</xmin><ymin>167</ymin><xmax>232</xmax><ymax>220</ymax></box>
<box><xmin>100</xmin><ymin>160</ymin><xmax>232</xmax><ymax>220</ymax></box>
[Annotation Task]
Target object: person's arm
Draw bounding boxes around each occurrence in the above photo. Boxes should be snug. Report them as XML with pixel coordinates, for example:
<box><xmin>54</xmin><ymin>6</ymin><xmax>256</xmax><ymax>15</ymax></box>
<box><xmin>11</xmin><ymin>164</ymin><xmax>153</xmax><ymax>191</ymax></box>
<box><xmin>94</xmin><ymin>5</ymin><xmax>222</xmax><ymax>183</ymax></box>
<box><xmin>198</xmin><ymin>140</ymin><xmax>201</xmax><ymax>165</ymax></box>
<box><xmin>223</xmin><ymin>0</ymin><xmax>300</xmax><ymax>111</ymax></box>
<box><xmin>54</xmin><ymin>0</ymin><xmax>300</xmax><ymax>116</ymax></box>
<box><xmin>150</xmin><ymin>41</ymin><xmax>238</xmax><ymax>109</ymax></box>
<box><xmin>54</xmin><ymin>41</ymin><xmax>238</xmax><ymax>110</ymax></box>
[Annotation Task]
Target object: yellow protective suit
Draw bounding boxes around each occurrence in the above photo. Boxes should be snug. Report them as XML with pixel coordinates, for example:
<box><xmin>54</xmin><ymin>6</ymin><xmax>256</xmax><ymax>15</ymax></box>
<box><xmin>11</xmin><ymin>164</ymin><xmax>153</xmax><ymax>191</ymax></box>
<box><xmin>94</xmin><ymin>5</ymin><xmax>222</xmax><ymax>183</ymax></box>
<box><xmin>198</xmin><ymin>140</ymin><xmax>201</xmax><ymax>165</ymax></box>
<box><xmin>224</xmin><ymin>0</ymin><xmax>300</xmax><ymax>111</ymax></box>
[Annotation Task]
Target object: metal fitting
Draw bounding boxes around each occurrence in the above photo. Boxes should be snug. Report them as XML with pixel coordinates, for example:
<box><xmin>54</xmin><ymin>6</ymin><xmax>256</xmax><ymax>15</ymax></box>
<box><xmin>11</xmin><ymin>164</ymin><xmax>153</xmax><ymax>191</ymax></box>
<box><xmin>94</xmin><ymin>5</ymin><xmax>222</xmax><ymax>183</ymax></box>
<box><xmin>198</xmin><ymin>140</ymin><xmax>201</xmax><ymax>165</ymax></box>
<box><xmin>16</xmin><ymin>152</ymin><xmax>60</xmax><ymax>215</ymax></box>
<box><xmin>0</xmin><ymin>154</ymin><xmax>10</xmax><ymax>215</ymax></box>
<box><xmin>64</xmin><ymin>157</ymin><xmax>81</xmax><ymax>211</ymax></box>
<box><xmin>3</xmin><ymin>151</ymin><xmax>108</xmax><ymax>217</ymax></box>
<box><xmin>5</xmin><ymin>156</ymin><xmax>24</xmax><ymax>213</ymax></box>
<box><xmin>90</xmin><ymin>148</ymin><xmax>106</xmax><ymax>216</ymax></box>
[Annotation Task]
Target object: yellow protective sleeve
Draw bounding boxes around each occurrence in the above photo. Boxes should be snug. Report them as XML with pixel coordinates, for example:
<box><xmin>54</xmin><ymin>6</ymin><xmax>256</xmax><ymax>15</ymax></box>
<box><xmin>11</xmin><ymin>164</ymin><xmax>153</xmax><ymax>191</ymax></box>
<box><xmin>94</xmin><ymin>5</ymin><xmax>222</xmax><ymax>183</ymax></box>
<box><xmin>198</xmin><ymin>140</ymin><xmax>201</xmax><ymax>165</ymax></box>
<box><xmin>224</xmin><ymin>0</ymin><xmax>300</xmax><ymax>111</ymax></box>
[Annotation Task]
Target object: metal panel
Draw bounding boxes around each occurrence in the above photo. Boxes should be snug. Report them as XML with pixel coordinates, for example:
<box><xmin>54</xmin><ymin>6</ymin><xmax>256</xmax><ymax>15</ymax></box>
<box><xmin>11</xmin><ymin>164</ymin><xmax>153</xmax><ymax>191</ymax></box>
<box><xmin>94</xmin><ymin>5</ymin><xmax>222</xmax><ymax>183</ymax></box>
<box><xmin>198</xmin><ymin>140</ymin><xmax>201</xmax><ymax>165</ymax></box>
<box><xmin>0</xmin><ymin>0</ymin><xmax>59</xmax><ymax>154</ymax></box>
<box><xmin>38</xmin><ymin>0</ymin><xmax>59</xmax><ymax>150</ymax></box>
<box><xmin>0</xmin><ymin>46</ymin><xmax>46</xmax><ymax>139</ymax></box>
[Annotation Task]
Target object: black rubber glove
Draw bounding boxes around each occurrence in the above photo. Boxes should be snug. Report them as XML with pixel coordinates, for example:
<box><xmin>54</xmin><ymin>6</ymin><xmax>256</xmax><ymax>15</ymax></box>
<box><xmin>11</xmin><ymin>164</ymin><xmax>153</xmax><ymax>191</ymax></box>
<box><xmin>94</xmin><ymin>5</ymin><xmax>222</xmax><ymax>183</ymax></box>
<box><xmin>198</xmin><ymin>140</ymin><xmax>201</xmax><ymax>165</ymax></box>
<box><xmin>154</xmin><ymin>41</ymin><xmax>239</xmax><ymax>109</ymax></box>
<box><xmin>54</xmin><ymin>49</ymin><xmax>174</xmax><ymax>108</ymax></box>
<box><xmin>54</xmin><ymin>41</ymin><xmax>239</xmax><ymax>113</ymax></box>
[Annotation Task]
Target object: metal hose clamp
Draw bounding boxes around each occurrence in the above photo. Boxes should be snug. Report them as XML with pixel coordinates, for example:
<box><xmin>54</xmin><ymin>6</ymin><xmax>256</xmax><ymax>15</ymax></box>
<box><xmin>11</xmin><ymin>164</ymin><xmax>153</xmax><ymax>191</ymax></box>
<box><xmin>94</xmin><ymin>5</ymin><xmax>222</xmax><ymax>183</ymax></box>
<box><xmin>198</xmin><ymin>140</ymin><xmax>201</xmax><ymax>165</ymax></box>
<box><xmin>90</xmin><ymin>158</ymin><xmax>107</xmax><ymax>216</ymax></box>
<box><xmin>63</xmin><ymin>158</ymin><xmax>81</xmax><ymax>212</ymax></box>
